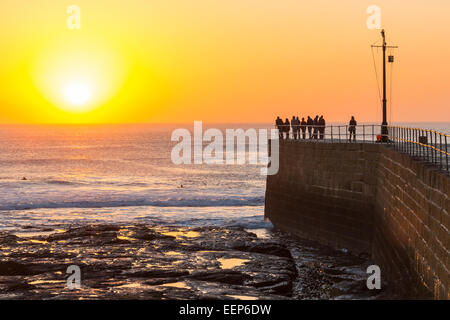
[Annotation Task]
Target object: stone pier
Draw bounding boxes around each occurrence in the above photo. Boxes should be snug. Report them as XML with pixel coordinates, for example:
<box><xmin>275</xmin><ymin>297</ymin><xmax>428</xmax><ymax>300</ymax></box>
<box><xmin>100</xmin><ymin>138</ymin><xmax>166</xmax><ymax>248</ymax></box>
<box><xmin>265</xmin><ymin>141</ymin><xmax>449</xmax><ymax>299</ymax></box>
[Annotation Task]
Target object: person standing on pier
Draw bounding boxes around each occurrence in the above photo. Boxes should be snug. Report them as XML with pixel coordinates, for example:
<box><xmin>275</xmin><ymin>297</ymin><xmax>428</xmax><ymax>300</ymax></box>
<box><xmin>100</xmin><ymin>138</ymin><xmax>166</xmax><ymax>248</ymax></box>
<box><xmin>284</xmin><ymin>118</ymin><xmax>290</xmax><ymax>139</ymax></box>
<box><xmin>307</xmin><ymin>116</ymin><xmax>313</xmax><ymax>139</ymax></box>
<box><xmin>313</xmin><ymin>115</ymin><xmax>319</xmax><ymax>139</ymax></box>
<box><xmin>275</xmin><ymin>116</ymin><xmax>283</xmax><ymax>139</ymax></box>
<box><xmin>300</xmin><ymin>117</ymin><xmax>307</xmax><ymax>139</ymax></box>
<box><xmin>291</xmin><ymin>116</ymin><xmax>298</xmax><ymax>140</ymax></box>
<box><xmin>319</xmin><ymin>115</ymin><xmax>326</xmax><ymax>140</ymax></box>
<box><xmin>349</xmin><ymin>116</ymin><xmax>357</xmax><ymax>142</ymax></box>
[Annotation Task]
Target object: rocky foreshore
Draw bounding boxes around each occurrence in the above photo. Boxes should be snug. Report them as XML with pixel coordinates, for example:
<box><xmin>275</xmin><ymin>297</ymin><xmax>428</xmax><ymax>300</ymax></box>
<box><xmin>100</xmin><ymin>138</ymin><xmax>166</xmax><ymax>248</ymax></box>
<box><xmin>0</xmin><ymin>224</ymin><xmax>394</xmax><ymax>300</ymax></box>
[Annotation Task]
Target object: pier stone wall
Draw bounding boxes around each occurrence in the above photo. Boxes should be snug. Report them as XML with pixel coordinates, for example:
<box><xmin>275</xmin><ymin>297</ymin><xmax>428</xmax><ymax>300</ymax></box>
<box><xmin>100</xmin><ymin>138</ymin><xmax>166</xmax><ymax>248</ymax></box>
<box><xmin>264</xmin><ymin>140</ymin><xmax>449</xmax><ymax>299</ymax></box>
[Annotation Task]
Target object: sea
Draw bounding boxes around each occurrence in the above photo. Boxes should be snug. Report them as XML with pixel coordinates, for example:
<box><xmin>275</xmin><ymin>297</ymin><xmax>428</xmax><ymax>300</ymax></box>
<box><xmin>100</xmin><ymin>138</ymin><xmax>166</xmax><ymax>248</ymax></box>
<box><xmin>0</xmin><ymin>123</ymin><xmax>271</xmax><ymax>232</ymax></box>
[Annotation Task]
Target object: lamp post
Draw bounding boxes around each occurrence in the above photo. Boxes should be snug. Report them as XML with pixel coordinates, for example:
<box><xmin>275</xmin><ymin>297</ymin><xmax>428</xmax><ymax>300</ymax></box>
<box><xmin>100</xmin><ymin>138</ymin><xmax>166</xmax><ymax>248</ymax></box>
<box><xmin>381</xmin><ymin>30</ymin><xmax>388</xmax><ymax>142</ymax></box>
<box><xmin>372</xmin><ymin>29</ymin><xmax>397</xmax><ymax>142</ymax></box>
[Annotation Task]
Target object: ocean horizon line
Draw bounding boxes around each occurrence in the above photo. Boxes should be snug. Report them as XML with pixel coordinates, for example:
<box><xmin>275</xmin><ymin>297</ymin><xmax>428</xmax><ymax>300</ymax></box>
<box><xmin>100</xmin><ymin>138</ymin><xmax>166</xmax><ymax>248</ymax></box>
<box><xmin>0</xmin><ymin>121</ymin><xmax>448</xmax><ymax>126</ymax></box>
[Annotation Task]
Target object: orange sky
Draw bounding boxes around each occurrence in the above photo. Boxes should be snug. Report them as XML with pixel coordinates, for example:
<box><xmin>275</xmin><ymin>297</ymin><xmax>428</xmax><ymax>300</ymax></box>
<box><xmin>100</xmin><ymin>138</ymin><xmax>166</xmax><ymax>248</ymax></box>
<box><xmin>0</xmin><ymin>0</ymin><xmax>449</xmax><ymax>124</ymax></box>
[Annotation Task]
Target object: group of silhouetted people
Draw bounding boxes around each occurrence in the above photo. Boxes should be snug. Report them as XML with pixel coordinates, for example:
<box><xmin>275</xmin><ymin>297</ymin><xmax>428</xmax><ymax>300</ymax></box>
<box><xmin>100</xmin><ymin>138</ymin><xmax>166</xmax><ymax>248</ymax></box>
<box><xmin>275</xmin><ymin>115</ymin><xmax>358</xmax><ymax>142</ymax></box>
<box><xmin>275</xmin><ymin>115</ymin><xmax>326</xmax><ymax>140</ymax></box>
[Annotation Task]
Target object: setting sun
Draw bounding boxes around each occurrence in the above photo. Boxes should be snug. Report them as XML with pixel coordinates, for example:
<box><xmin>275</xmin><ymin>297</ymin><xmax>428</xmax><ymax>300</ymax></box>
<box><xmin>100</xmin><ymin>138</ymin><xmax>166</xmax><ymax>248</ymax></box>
<box><xmin>64</xmin><ymin>82</ymin><xmax>92</xmax><ymax>110</ymax></box>
<box><xmin>22</xmin><ymin>34</ymin><xmax>132</xmax><ymax>121</ymax></box>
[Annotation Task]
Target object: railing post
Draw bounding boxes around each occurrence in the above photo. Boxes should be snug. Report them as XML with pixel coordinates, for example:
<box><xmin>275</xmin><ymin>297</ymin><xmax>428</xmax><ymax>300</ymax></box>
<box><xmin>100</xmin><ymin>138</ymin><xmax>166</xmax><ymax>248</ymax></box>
<box><xmin>401</xmin><ymin>127</ymin><xmax>404</xmax><ymax>152</ymax></box>
<box><xmin>424</xmin><ymin>130</ymin><xmax>427</xmax><ymax>160</ymax></box>
<box><xmin>406</xmin><ymin>128</ymin><xmax>409</xmax><ymax>154</ymax></box>
<box><xmin>417</xmin><ymin>129</ymin><xmax>419</xmax><ymax>156</ymax></box>
<box><xmin>331</xmin><ymin>125</ymin><xmax>333</xmax><ymax>143</ymax></box>
<box><xmin>428</xmin><ymin>131</ymin><xmax>432</xmax><ymax>164</ymax></box>
<box><xmin>446</xmin><ymin>135</ymin><xmax>449</xmax><ymax>171</ymax></box>
<box><xmin>417</xmin><ymin>129</ymin><xmax>420</xmax><ymax>158</ymax></box>
<box><xmin>439</xmin><ymin>133</ymin><xmax>443</xmax><ymax>170</ymax></box>
<box><xmin>423</xmin><ymin>129</ymin><xmax>426</xmax><ymax>159</ymax></box>
<box><xmin>393</xmin><ymin>126</ymin><xmax>395</xmax><ymax>147</ymax></box>
<box><xmin>405</xmin><ymin>128</ymin><xmax>407</xmax><ymax>153</ymax></box>
<box><xmin>408</xmin><ymin>128</ymin><xmax>411</xmax><ymax>155</ymax></box>
<box><xmin>405</xmin><ymin>128</ymin><xmax>407</xmax><ymax>152</ymax></box>
<box><xmin>397</xmin><ymin>127</ymin><xmax>400</xmax><ymax>148</ymax></box>
<box><xmin>422</xmin><ymin>129</ymin><xmax>425</xmax><ymax>160</ymax></box>
<box><xmin>407</xmin><ymin>128</ymin><xmax>409</xmax><ymax>153</ymax></box>
<box><xmin>415</xmin><ymin>128</ymin><xmax>418</xmax><ymax>157</ymax></box>
<box><xmin>434</xmin><ymin>131</ymin><xmax>437</xmax><ymax>166</ymax></box>
<box><xmin>408</xmin><ymin>128</ymin><xmax>411</xmax><ymax>154</ymax></box>
<box><xmin>401</xmin><ymin>127</ymin><xmax>404</xmax><ymax>151</ymax></box>
<box><xmin>397</xmin><ymin>127</ymin><xmax>399</xmax><ymax>149</ymax></box>
<box><xmin>388</xmin><ymin>127</ymin><xmax>394</xmax><ymax>141</ymax></box>
<box><xmin>424</xmin><ymin>129</ymin><xmax>427</xmax><ymax>160</ymax></box>
<box><xmin>431</xmin><ymin>131</ymin><xmax>434</xmax><ymax>164</ymax></box>
<box><xmin>405</xmin><ymin>128</ymin><xmax>409</xmax><ymax>153</ymax></box>
<box><xmin>409</xmin><ymin>128</ymin><xmax>412</xmax><ymax>155</ymax></box>
<box><xmin>396</xmin><ymin>126</ymin><xmax>398</xmax><ymax>148</ymax></box>
<box><xmin>394</xmin><ymin>126</ymin><xmax>396</xmax><ymax>148</ymax></box>
<box><xmin>391</xmin><ymin>126</ymin><xmax>393</xmax><ymax>145</ymax></box>
<box><xmin>417</xmin><ymin>129</ymin><xmax>420</xmax><ymax>157</ymax></box>
<box><xmin>404</xmin><ymin>128</ymin><xmax>407</xmax><ymax>152</ymax></box>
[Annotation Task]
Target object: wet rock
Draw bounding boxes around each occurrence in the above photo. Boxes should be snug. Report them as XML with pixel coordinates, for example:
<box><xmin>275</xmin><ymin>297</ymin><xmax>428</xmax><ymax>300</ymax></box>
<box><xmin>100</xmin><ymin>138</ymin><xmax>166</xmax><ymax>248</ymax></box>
<box><xmin>0</xmin><ymin>224</ymin><xmax>395</xmax><ymax>300</ymax></box>
<box><xmin>0</xmin><ymin>261</ymin><xmax>40</xmax><ymax>276</ymax></box>
<box><xmin>0</xmin><ymin>278</ymin><xmax>35</xmax><ymax>293</ymax></box>
<box><xmin>0</xmin><ymin>234</ymin><xmax>20</xmax><ymax>245</ymax></box>
<box><xmin>133</xmin><ymin>230</ymin><xmax>175</xmax><ymax>241</ymax></box>
<box><xmin>323</xmin><ymin>268</ymin><xmax>348</xmax><ymax>276</ymax></box>
<box><xmin>233</xmin><ymin>242</ymin><xmax>292</xmax><ymax>258</ymax></box>
<box><xmin>247</xmin><ymin>273</ymin><xmax>291</xmax><ymax>289</ymax></box>
<box><xmin>259</xmin><ymin>280</ymin><xmax>292</xmax><ymax>296</ymax></box>
<box><xmin>124</xmin><ymin>270</ymin><xmax>189</xmax><ymax>278</ymax></box>
<box><xmin>187</xmin><ymin>271</ymin><xmax>251</xmax><ymax>285</ymax></box>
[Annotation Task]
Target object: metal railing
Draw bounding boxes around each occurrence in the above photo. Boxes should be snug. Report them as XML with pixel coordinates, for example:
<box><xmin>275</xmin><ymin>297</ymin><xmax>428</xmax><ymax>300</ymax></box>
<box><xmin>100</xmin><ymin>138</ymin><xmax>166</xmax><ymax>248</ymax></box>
<box><xmin>389</xmin><ymin>126</ymin><xmax>449</xmax><ymax>172</ymax></box>
<box><xmin>275</xmin><ymin>124</ymin><xmax>449</xmax><ymax>172</ymax></box>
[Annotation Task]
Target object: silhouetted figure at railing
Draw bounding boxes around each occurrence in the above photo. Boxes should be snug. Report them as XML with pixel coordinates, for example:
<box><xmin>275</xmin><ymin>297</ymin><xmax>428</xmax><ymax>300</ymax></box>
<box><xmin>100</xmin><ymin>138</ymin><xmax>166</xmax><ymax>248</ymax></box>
<box><xmin>284</xmin><ymin>118</ymin><xmax>290</xmax><ymax>140</ymax></box>
<box><xmin>275</xmin><ymin>116</ymin><xmax>283</xmax><ymax>139</ymax></box>
<box><xmin>313</xmin><ymin>115</ymin><xmax>319</xmax><ymax>139</ymax></box>
<box><xmin>319</xmin><ymin>115</ymin><xmax>325</xmax><ymax>140</ymax></box>
<box><xmin>349</xmin><ymin>116</ymin><xmax>357</xmax><ymax>142</ymax></box>
<box><xmin>307</xmin><ymin>116</ymin><xmax>313</xmax><ymax>139</ymax></box>
<box><xmin>291</xmin><ymin>116</ymin><xmax>298</xmax><ymax>140</ymax></box>
<box><xmin>300</xmin><ymin>117</ymin><xmax>307</xmax><ymax>139</ymax></box>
